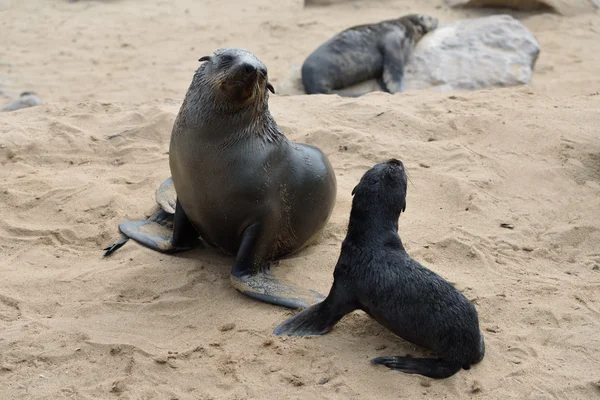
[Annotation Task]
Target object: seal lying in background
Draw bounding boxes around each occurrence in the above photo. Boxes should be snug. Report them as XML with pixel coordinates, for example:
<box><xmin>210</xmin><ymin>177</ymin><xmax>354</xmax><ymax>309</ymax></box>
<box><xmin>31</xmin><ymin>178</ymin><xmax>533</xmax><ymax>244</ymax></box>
<box><xmin>301</xmin><ymin>14</ymin><xmax>438</xmax><ymax>95</ymax></box>
<box><xmin>104</xmin><ymin>48</ymin><xmax>337</xmax><ymax>310</ymax></box>
<box><xmin>274</xmin><ymin>159</ymin><xmax>485</xmax><ymax>379</ymax></box>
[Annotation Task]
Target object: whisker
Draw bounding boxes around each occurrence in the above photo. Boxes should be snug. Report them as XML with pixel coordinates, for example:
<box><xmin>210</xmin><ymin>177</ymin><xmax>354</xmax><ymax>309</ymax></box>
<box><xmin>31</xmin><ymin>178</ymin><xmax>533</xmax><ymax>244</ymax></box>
<box><xmin>406</xmin><ymin>168</ymin><xmax>417</xmax><ymax>189</ymax></box>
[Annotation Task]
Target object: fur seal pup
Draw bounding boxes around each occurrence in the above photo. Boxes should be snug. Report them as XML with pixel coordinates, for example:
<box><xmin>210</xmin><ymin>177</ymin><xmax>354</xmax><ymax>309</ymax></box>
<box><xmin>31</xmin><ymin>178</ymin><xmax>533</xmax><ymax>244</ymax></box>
<box><xmin>104</xmin><ymin>48</ymin><xmax>337</xmax><ymax>310</ymax></box>
<box><xmin>273</xmin><ymin>159</ymin><xmax>485</xmax><ymax>379</ymax></box>
<box><xmin>301</xmin><ymin>14</ymin><xmax>438</xmax><ymax>95</ymax></box>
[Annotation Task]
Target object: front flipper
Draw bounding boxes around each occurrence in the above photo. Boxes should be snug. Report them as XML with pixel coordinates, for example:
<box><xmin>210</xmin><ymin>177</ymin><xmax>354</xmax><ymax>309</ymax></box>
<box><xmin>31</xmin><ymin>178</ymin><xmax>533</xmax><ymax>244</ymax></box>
<box><xmin>103</xmin><ymin>199</ymin><xmax>199</xmax><ymax>256</ymax></box>
<box><xmin>273</xmin><ymin>280</ymin><xmax>357</xmax><ymax>336</ymax></box>
<box><xmin>380</xmin><ymin>27</ymin><xmax>417</xmax><ymax>94</ymax></box>
<box><xmin>229</xmin><ymin>223</ymin><xmax>325</xmax><ymax>310</ymax></box>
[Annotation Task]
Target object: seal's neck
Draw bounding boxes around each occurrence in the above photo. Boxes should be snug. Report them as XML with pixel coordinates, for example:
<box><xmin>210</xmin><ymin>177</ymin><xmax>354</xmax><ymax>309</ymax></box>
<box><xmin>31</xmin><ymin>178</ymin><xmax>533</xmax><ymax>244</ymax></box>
<box><xmin>178</xmin><ymin>84</ymin><xmax>285</xmax><ymax>146</ymax></box>
<box><xmin>345</xmin><ymin>205</ymin><xmax>404</xmax><ymax>249</ymax></box>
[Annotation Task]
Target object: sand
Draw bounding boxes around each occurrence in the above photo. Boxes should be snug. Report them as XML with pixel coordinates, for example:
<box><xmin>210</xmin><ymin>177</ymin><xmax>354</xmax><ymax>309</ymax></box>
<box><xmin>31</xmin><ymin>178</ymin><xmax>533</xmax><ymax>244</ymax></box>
<box><xmin>1</xmin><ymin>0</ymin><xmax>599</xmax><ymax>399</ymax></box>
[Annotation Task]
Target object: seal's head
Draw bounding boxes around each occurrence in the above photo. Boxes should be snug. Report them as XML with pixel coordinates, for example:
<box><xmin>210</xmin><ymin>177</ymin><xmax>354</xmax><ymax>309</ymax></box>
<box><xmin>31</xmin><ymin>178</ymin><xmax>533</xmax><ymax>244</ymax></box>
<box><xmin>351</xmin><ymin>159</ymin><xmax>408</xmax><ymax>223</ymax></box>
<box><xmin>195</xmin><ymin>48</ymin><xmax>274</xmax><ymax>110</ymax></box>
<box><xmin>402</xmin><ymin>14</ymin><xmax>439</xmax><ymax>38</ymax></box>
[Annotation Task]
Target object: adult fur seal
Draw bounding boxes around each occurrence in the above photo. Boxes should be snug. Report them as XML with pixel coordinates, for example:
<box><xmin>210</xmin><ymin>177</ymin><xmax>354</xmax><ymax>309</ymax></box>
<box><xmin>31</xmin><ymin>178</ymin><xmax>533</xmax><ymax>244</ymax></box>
<box><xmin>104</xmin><ymin>48</ymin><xmax>337</xmax><ymax>310</ymax></box>
<box><xmin>301</xmin><ymin>14</ymin><xmax>438</xmax><ymax>95</ymax></box>
<box><xmin>274</xmin><ymin>159</ymin><xmax>485</xmax><ymax>379</ymax></box>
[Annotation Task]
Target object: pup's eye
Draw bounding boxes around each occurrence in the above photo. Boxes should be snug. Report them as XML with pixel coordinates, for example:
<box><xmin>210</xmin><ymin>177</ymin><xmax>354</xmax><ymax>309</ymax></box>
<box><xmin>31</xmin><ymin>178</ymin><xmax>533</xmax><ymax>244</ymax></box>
<box><xmin>221</xmin><ymin>55</ymin><xmax>233</xmax><ymax>63</ymax></box>
<box><xmin>259</xmin><ymin>68</ymin><xmax>267</xmax><ymax>76</ymax></box>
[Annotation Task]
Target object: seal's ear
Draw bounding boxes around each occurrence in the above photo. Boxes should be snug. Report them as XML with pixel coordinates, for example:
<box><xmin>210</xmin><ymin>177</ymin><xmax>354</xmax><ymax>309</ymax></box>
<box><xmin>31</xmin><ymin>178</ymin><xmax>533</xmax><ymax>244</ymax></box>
<box><xmin>267</xmin><ymin>82</ymin><xmax>275</xmax><ymax>94</ymax></box>
<box><xmin>351</xmin><ymin>185</ymin><xmax>358</xmax><ymax>196</ymax></box>
<box><xmin>198</xmin><ymin>56</ymin><xmax>212</xmax><ymax>63</ymax></box>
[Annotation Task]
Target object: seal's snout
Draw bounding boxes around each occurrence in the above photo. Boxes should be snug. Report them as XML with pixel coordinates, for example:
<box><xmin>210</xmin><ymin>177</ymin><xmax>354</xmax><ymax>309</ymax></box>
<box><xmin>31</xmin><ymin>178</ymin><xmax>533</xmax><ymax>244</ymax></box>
<box><xmin>242</xmin><ymin>63</ymin><xmax>257</xmax><ymax>74</ymax></box>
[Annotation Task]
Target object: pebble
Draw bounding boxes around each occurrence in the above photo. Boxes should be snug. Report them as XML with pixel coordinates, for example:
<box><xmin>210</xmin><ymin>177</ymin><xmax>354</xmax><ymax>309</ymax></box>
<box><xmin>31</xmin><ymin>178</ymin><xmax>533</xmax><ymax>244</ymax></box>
<box><xmin>219</xmin><ymin>323</ymin><xmax>236</xmax><ymax>332</ymax></box>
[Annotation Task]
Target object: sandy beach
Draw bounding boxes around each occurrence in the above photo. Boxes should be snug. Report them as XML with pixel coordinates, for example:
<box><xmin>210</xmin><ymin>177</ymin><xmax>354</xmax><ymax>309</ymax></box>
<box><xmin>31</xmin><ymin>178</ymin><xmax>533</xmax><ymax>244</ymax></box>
<box><xmin>1</xmin><ymin>0</ymin><xmax>599</xmax><ymax>399</ymax></box>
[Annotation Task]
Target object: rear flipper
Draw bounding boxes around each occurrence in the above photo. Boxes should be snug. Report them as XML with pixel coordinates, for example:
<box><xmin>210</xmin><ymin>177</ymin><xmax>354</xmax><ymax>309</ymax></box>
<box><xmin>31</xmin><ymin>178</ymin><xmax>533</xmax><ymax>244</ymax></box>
<box><xmin>103</xmin><ymin>199</ymin><xmax>200</xmax><ymax>256</ymax></box>
<box><xmin>273</xmin><ymin>280</ymin><xmax>357</xmax><ymax>335</ymax></box>
<box><xmin>370</xmin><ymin>356</ymin><xmax>463</xmax><ymax>379</ymax></box>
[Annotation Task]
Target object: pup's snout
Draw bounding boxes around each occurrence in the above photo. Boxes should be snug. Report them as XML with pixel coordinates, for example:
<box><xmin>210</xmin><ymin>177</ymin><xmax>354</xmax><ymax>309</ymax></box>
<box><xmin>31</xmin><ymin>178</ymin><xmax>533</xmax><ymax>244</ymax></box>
<box><xmin>387</xmin><ymin>158</ymin><xmax>404</xmax><ymax>168</ymax></box>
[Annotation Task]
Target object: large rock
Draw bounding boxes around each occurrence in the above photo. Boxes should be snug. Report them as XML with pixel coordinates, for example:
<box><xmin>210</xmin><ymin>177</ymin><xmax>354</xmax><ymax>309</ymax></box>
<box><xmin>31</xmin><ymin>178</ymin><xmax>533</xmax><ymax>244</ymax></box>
<box><xmin>445</xmin><ymin>0</ymin><xmax>600</xmax><ymax>17</ymax></box>
<box><xmin>276</xmin><ymin>15</ymin><xmax>541</xmax><ymax>96</ymax></box>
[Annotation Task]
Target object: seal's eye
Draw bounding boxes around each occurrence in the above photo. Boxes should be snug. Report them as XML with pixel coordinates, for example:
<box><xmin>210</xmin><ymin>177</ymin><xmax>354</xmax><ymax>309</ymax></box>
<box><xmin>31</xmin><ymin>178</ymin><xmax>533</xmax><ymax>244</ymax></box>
<box><xmin>221</xmin><ymin>55</ymin><xmax>234</xmax><ymax>64</ymax></box>
<box><xmin>259</xmin><ymin>68</ymin><xmax>267</xmax><ymax>76</ymax></box>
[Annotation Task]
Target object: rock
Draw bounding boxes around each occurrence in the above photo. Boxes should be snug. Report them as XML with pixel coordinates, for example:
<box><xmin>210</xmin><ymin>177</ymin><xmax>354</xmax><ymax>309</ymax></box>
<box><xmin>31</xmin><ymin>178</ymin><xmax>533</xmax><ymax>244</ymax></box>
<box><xmin>1</xmin><ymin>91</ymin><xmax>43</xmax><ymax>112</ymax></box>
<box><xmin>277</xmin><ymin>15</ymin><xmax>540</xmax><ymax>96</ymax></box>
<box><xmin>444</xmin><ymin>0</ymin><xmax>600</xmax><ymax>17</ymax></box>
<box><xmin>305</xmin><ymin>0</ymin><xmax>360</xmax><ymax>5</ymax></box>
<box><xmin>403</xmin><ymin>15</ymin><xmax>540</xmax><ymax>91</ymax></box>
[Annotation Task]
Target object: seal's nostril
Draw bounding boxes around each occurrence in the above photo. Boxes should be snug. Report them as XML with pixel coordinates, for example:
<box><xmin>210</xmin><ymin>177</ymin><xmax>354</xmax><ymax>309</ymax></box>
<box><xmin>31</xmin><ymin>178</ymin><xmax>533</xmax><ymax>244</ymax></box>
<box><xmin>242</xmin><ymin>63</ymin><xmax>257</xmax><ymax>74</ymax></box>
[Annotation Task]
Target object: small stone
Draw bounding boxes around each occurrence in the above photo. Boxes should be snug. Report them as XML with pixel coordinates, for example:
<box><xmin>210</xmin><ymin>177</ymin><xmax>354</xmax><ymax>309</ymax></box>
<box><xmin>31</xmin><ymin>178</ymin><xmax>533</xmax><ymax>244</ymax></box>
<box><xmin>262</xmin><ymin>339</ymin><xmax>273</xmax><ymax>347</ymax></box>
<box><xmin>522</xmin><ymin>246</ymin><xmax>534</xmax><ymax>252</ymax></box>
<box><xmin>592</xmin><ymin>265</ymin><xmax>599</xmax><ymax>271</ymax></box>
<box><xmin>419</xmin><ymin>378</ymin><xmax>432</xmax><ymax>387</ymax></box>
<box><xmin>470</xmin><ymin>380</ymin><xmax>483</xmax><ymax>393</ymax></box>
<box><xmin>485</xmin><ymin>326</ymin><xmax>499</xmax><ymax>333</ymax></box>
<box><xmin>110</xmin><ymin>380</ymin><xmax>125</xmax><ymax>393</ymax></box>
<box><xmin>419</xmin><ymin>163</ymin><xmax>430</xmax><ymax>168</ymax></box>
<box><xmin>500</xmin><ymin>223</ymin><xmax>514</xmax><ymax>229</ymax></box>
<box><xmin>219</xmin><ymin>323</ymin><xmax>236</xmax><ymax>332</ymax></box>
<box><xmin>375</xmin><ymin>344</ymin><xmax>387</xmax><ymax>351</ymax></box>
<box><xmin>288</xmin><ymin>375</ymin><xmax>304</xmax><ymax>387</ymax></box>
<box><xmin>318</xmin><ymin>377</ymin><xmax>330</xmax><ymax>385</ymax></box>
<box><xmin>154</xmin><ymin>356</ymin><xmax>168</xmax><ymax>364</ymax></box>
<box><xmin>269</xmin><ymin>365</ymin><xmax>282</xmax><ymax>372</ymax></box>
<box><xmin>511</xmin><ymin>359</ymin><xmax>522</xmax><ymax>364</ymax></box>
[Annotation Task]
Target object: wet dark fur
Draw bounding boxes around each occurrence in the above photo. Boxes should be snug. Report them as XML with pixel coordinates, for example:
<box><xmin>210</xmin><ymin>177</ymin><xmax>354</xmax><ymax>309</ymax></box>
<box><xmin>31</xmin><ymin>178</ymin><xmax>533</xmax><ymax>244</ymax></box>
<box><xmin>301</xmin><ymin>14</ymin><xmax>438</xmax><ymax>95</ymax></box>
<box><xmin>274</xmin><ymin>159</ymin><xmax>485</xmax><ymax>379</ymax></box>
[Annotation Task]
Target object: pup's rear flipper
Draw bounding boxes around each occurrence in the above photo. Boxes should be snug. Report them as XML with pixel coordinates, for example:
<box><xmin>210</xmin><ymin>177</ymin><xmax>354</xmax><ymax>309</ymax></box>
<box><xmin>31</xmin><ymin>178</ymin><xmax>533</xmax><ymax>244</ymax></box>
<box><xmin>371</xmin><ymin>356</ymin><xmax>463</xmax><ymax>379</ymax></box>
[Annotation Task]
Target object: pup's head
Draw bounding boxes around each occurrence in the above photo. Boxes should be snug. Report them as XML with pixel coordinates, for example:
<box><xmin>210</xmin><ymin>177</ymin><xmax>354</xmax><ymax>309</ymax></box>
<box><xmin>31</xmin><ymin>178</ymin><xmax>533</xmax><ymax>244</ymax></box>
<box><xmin>403</xmin><ymin>14</ymin><xmax>439</xmax><ymax>38</ymax></box>
<box><xmin>194</xmin><ymin>48</ymin><xmax>275</xmax><ymax>111</ymax></box>
<box><xmin>351</xmin><ymin>158</ymin><xmax>408</xmax><ymax>219</ymax></box>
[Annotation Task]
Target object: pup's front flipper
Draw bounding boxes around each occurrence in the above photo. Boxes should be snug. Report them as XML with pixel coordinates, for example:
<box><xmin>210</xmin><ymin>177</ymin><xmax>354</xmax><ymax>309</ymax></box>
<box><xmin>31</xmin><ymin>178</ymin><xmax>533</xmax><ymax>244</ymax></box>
<box><xmin>273</xmin><ymin>280</ymin><xmax>357</xmax><ymax>335</ymax></box>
